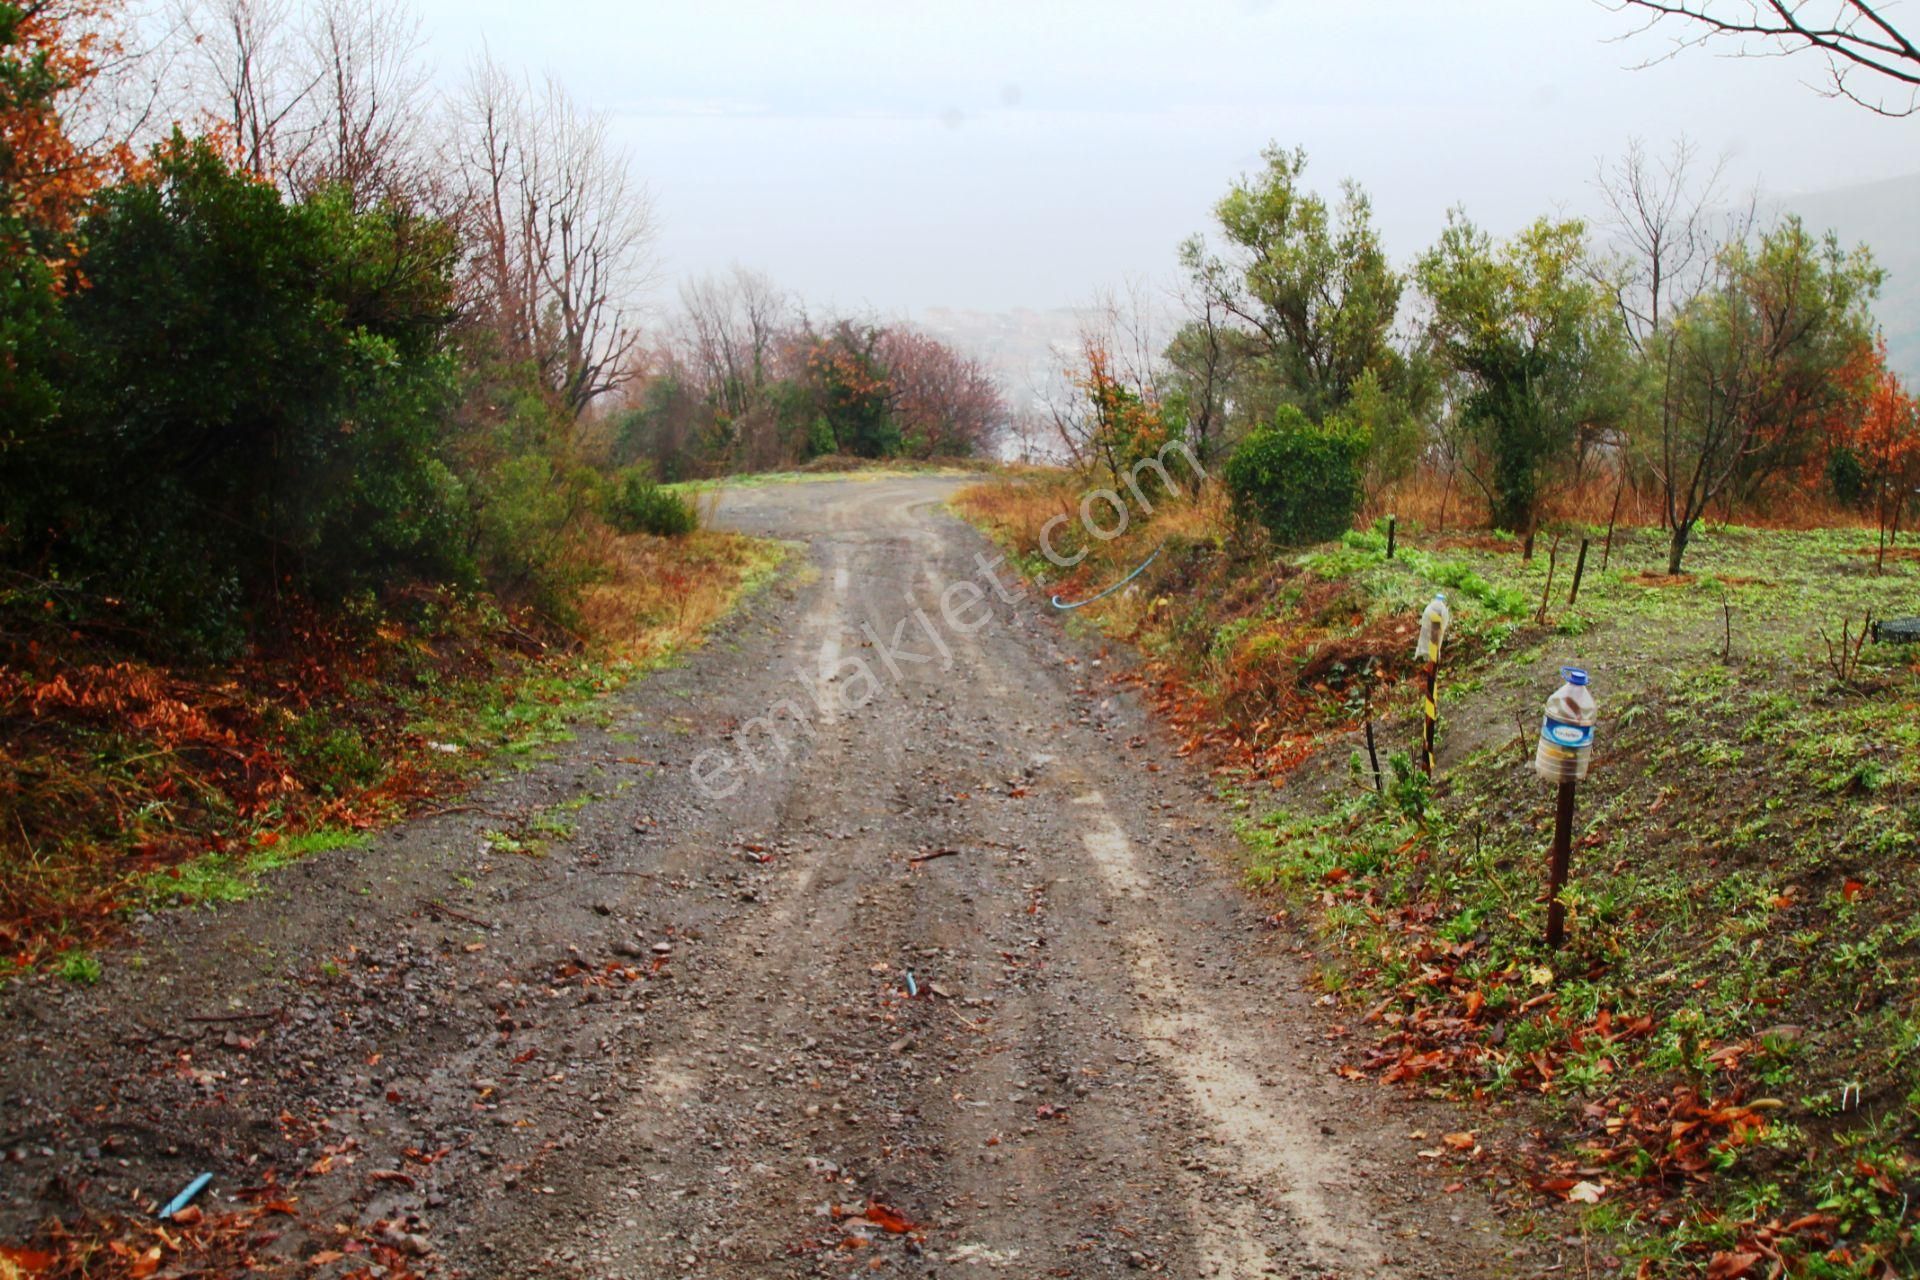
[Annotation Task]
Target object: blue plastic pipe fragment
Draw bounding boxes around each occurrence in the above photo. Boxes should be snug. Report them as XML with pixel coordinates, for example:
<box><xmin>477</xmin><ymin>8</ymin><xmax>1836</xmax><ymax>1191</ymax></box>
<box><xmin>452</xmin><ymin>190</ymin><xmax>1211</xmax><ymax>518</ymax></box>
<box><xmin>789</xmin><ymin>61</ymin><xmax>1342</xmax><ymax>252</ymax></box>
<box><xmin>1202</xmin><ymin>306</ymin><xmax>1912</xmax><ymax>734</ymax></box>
<box><xmin>158</xmin><ymin>1172</ymin><xmax>212</xmax><ymax>1221</ymax></box>
<box><xmin>905</xmin><ymin>971</ymin><xmax>918</xmax><ymax>998</ymax></box>
<box><xmin>1050</xmin><ymin>542</ymin><xmax>1165</xmax><ymax>611</ymax></box>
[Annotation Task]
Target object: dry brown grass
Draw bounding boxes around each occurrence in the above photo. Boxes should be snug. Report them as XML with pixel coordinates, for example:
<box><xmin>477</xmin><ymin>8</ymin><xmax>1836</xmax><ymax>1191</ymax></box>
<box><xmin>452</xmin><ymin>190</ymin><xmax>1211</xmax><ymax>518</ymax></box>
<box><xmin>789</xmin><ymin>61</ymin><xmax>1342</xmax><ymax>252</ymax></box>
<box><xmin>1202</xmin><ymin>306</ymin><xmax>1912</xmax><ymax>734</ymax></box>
<box><xmin>954</xmin><ymin>469</ymin><xmax>1393</xmax><ymax>781</ymax></box>
<box><xmin>951</xmin><ymin>470</ymin><xmax>1083</xmax><ymax>555</ymax></box>
<box><xmin>964</xmin><ymin>460</ymin><xmax>1877</xmax><ymax>564</ymax></box>
<box><xmin>0</xmin><ymin>524</ymin><xmax>785</xmax><ymax>966</ymax></box>
<box><xmin>953</xmin><ymin>469</ymin><xmax>1225</xmax><ymax>574</ymax></box>
<box><xmin>574</xmin><ymin>526</ymin><xmax>785</xmax><ymax>664</ymax></box>
<box><xmin>1366</xmin><ymin>464</ymin><xmax>1872</xmax><ymax>535</ymax></box>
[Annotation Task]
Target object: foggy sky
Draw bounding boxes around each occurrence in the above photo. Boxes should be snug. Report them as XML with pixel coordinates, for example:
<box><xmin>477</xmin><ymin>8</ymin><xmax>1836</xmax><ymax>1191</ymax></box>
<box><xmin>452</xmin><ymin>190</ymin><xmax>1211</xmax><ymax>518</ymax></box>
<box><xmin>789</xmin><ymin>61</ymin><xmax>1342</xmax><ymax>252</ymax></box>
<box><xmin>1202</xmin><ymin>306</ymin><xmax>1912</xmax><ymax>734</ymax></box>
<box><xmin>411</xmin><ymin>0</ymin><xmax>1917</xmax><ymax>319</ymax></box>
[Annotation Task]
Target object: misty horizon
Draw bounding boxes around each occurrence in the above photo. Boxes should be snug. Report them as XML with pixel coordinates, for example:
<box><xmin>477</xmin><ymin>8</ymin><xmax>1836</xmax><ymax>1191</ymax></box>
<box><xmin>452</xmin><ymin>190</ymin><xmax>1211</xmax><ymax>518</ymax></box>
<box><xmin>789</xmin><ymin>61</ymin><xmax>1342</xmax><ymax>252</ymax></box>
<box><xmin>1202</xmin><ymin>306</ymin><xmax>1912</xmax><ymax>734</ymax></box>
<box><xmin>409</xmin><ymin>0</ymin><xmax>1916</xmax><ymax>323</ymax></box>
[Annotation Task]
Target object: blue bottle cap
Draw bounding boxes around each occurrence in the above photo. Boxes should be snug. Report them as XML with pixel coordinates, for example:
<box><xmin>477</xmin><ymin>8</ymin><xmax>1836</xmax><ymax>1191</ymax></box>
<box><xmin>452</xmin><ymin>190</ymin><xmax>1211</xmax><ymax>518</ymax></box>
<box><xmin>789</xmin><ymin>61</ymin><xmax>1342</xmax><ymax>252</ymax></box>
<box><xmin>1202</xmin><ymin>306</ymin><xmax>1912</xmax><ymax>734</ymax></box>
<box><xmin>1562</xmin><ymin>666</ymin><xmax>1588</xmax><ymax>686</ymax></box>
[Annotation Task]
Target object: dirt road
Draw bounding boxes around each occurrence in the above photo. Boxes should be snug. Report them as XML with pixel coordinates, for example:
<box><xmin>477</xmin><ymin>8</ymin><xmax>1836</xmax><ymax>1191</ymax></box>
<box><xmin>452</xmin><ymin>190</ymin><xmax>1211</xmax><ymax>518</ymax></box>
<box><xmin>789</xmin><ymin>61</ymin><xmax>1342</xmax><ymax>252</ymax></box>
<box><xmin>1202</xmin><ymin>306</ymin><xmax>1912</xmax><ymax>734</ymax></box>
<box><xmin>2</xmin><ymin>478</ymin><xmax>1527</xmax><ymax>1277</ymax></box>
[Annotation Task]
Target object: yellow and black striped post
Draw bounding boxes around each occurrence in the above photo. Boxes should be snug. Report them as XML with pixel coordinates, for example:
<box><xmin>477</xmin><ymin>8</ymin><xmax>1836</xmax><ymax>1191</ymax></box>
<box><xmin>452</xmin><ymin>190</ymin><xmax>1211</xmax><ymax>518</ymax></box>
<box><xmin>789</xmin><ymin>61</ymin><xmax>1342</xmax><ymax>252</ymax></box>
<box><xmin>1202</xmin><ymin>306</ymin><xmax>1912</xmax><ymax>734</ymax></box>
<box><xmin>1414</xmin><ymin>593</ymin><xmax>1450</xmax><ymax>779</ymax></box>
<box><xmin>1421</xmin><ymin>658</ymin><xmax>1439</xmax><ymax>777</ymax></box>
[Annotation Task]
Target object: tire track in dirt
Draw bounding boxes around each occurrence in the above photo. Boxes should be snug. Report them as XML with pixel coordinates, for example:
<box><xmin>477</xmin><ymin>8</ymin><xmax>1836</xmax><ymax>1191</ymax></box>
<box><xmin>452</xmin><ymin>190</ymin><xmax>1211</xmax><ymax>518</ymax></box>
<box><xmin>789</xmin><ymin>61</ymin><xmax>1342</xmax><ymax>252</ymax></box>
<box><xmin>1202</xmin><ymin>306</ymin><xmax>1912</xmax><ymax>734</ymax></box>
<box><xmin>3</xmin><ymin>478</ymin><xmax>1527</xmax><ymax>1280</ymax></box>
<box><xmin>472</xmin><ymin>499</ymin><xmax>959</xmax><ymax>1274</ymax></box>
<box><xmin>1071</xmin><ymin>789</ymin><xmax>1394</xmax><ymax>1278</ymax></box>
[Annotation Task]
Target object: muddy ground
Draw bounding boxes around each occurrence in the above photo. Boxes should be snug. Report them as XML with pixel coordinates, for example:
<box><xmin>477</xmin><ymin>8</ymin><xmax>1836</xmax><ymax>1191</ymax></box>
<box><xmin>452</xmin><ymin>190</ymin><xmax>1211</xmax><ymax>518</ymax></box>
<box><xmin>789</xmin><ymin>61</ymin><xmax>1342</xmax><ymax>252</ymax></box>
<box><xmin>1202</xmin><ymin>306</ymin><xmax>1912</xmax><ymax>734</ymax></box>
<box><xmin>1</xmin><ymin>478</ymin><xmax>1557</xmax><ymax>1277</ymax></box>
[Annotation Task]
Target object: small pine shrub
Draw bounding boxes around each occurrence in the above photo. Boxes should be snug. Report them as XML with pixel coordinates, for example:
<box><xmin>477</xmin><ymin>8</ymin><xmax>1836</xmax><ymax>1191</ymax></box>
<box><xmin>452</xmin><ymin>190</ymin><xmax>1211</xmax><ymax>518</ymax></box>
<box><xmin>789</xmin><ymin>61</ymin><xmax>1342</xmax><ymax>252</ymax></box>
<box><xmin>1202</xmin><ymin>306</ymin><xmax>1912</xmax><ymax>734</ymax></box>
<box><xmin>1223</xmin><ymin>406</ymin><xmax>1365</xmax><ymax>547</ymax></box>
<box><xmin>605</xmin><ymin>469</ymin><xmax>697</xmax><ymax>538</ymax></box>
<box><xmin>287</xmin><ymin>713</ymin><xmax>384</xmax><ymax>794</ymax></box>
<box><xmin>1385</xmin><ymin>750</ymin><xmax>1431</xmax><ymax>822</ymax></box>
<box><xmin>1827</xmin><ymin>445</ymin><xmax>1866</xmax><ymax>507</ymax></box>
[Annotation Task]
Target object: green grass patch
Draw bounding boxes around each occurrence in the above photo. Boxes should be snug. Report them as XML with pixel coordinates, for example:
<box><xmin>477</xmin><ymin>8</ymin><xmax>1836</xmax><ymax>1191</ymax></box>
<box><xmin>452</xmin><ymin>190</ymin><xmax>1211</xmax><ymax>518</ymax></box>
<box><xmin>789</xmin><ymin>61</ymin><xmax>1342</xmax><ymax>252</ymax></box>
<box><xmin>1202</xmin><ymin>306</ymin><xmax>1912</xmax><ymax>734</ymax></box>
<box><xmin>954</xmin><ymin>471</ymin><xmax>1920</xmax><ymax>1274</ymax></box>
<box><xmin>55</xmin><ymin>948</ymin><xmax>102</xmax><ymax>984</ymax></box>
<box><xmin>135</xmin><ymin>827</ymin><xmax>373</xmax><ymax>908</ymax></box>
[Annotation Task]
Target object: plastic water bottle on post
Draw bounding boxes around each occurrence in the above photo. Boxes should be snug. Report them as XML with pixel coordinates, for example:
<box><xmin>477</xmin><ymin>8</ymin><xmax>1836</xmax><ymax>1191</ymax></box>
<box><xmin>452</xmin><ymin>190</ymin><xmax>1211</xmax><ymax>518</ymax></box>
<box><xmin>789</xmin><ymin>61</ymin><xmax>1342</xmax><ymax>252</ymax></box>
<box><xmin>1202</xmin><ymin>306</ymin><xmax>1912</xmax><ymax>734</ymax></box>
<box><xmin>1414</xmin><ymin>594</ymin><xmax>1451</xmax><ymax>776</ymax></box>
<box><xmin>1415</xmin><ymin>593</ymin><xmax>1451</xmax><ymax>662</ymax></box>
<box><xmin>1537</xmin><ymin>667</ymin><xmax>1596</xmax><ymax>949</ymax></box>
<box><xmin>1534</xmin><ymin>667</ymin><xmax>1596</xmax><ymax>783</ymax></box>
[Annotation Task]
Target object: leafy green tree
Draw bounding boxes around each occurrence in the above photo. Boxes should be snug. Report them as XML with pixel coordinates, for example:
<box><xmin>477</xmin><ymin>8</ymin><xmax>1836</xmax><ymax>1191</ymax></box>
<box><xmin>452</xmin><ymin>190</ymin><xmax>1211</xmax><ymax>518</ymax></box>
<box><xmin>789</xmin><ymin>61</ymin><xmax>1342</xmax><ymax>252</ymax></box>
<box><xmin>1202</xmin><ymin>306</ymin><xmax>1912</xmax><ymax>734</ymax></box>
<box><xmin>0</xmin><ymin>194</ymin><xmax>63</xmax><ymax>438</ymax></box>
<box><xmin>1161</xmin><ymin>312</ymin><xmax>1256</xmax><ymax>467</ymax></box>
<box><xmin>1331</xmin><ymin>366</ymin><xmax>1425</xmax><ymax>496</ymax></box>
<box><xmin>611</xmin><ymin>369</ymin><xmax>704</xmax><ymax>480</ymax></box>
<box><xmin>0</xmin><ymin>0</ymin><xmax>120</xmax><ymax>445</ymax></box>
<box><xmin>1416</xmin><ymin>213</ymin><xmax>1628</xmax><ymax>549</ymax></box>
<box><xmin>15</xmin><ymin>135</ymin><xmax>466</xmax><ymax>652</ymax></box>
<box><xmin>1650</xmin><ymin>218</ymin><xmax>1880</xmax><ymax>573</ymax></box>
<box><xmin>1181</xmin><ymin>144</ymin><xmax>1404</xmax><ymax>425</ymax></box>
<box><xmin>807</xmin><ymin>321</ymin><xmax>897</xmax><ymax>458</ymax></box>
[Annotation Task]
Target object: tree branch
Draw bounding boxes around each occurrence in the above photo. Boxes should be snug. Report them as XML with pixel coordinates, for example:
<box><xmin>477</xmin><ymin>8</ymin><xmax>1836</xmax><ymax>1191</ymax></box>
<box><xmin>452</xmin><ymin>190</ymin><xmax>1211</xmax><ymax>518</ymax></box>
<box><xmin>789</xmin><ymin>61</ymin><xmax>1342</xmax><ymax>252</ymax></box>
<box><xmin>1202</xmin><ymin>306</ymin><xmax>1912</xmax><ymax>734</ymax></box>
<box><xmin>1607</xmin><ymin>0</ymin><xmax>1919</xmax><ymax>114</ymax></box>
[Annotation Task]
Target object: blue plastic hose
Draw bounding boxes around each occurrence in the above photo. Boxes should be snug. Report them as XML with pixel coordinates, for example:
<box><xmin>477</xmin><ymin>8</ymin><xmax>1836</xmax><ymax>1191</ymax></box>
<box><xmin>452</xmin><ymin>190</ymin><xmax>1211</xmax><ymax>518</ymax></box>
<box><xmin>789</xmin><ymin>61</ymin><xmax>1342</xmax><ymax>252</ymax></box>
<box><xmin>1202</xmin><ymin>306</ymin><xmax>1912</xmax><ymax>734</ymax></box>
<box><xmin>1050</xmin><ymin>542</ymin><xmax>1165</xmax><ymax>611</ymax></box>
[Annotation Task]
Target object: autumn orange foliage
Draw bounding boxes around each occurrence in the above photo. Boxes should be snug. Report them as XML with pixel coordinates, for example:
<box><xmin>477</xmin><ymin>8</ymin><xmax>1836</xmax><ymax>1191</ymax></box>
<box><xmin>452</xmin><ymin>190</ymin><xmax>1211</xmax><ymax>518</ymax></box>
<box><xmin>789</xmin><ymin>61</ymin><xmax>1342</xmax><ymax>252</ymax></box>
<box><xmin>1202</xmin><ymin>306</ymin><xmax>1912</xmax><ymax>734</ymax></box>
<box><xmin>1832</xmin><ymin>341</ymin><xmax>1920</xmax><ymax>568</ymax></box>
<box><xmin>1072</xmin><ymin>342</ymin><xmax>1174</xmax><ymax>486</ymax></box>
<box><xmin>0</xmin><ymin>523</ymin><xmax>774</xmax><ymax>967</ymax></box>
<box><xmin>0</xmin><ymin>595</ymin><xmax>543</xmax><ymax>964</ymax></box>
<box><xmin>0</xmin><ymin>0</ymin><xmax>131</xmax><ymax>274</ymax></box>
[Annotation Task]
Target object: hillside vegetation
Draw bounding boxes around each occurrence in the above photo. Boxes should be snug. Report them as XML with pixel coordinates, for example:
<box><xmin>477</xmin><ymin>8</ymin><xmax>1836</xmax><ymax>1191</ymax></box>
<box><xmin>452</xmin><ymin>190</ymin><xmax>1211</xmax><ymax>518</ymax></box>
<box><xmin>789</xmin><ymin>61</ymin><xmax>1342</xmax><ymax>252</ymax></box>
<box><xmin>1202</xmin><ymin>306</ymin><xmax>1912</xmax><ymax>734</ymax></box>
<box><xmin>956</xmin><ymin>121</ymin><xmax>1920</xmax><ymax>1274</ymax></box>
<box><xmin>958</xmin><ymin>469</ymin><xmax>1920</xmax><ymax>1278</ymax></box>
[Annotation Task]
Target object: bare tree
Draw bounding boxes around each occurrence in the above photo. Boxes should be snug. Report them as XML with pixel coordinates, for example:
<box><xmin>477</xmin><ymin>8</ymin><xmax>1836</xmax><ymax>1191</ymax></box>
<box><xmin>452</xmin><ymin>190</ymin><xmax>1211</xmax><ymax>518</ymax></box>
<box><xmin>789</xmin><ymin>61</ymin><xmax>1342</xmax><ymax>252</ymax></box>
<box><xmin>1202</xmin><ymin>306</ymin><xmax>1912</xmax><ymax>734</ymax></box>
<box><xmin>1590</xmin><ymin>136</ymin><xmax>1749</xmax><ymax>353</ymax></box>
<box><xmin>172</xmin><ymin>0</ymin><xmax>320</xmax><ymax>177</ymax></box>
<box><xmin>293</xmin><ymin>0</ymin><xmax>429</xmax><ymax>205</ymax></box>
<box><xmin>531</xmin><ymin>76</ymin><xmax>656</xmax><ymax>412</ymax></box>
<box><xmin>1610</xmin><ymin>1</ymin><xmax>1920</xmax><ymax>116</ymax></box>
<box><xmin>53</xmin><ymin>1</ymin><xmax>180</xmax><ymax>164</ymax></box>
<box><xmin>161</xmin><ymin>0</ymin><xmax>428</xmax><ymax>204</ymax></box>
<box><xmin>1162</xmin><ymin>266</ymin><xmax>1248</xmax><ymax>466</ymax></box>
<box><xmin>678</xmin><ymin>266</ymin><xmax>790</xmax><ymax>420</ymax></box>
<box><xmin>1026</xmin><ymin>286</ymin><xmax>1168</xmax><ymax>473</ymax></box>
<box><xmin>448</xmin><ymin>55</ymin><xmax>527</xmax><ymax>355</ymax></box>
<box><xmin>1080</xmin><ymin>278</ymin><xmax>1167</xmax><ymax>404</ymax></box>
<box><xmin>1004</xmin><ymin>403</ymin><xmax>1055</xmax><ymax>465</ymax></box>
<box><xmin>1651</xmin><ymin>219</ymin><xmax>1880</xmax><ymax>572</ymax></box>
<box><xmin>451</xmin><ymin>56</ymin><xmax>659</xmax><ymax>416</ymax></box>
<box><xmin>1591</xmin><ymin>139</ymin><xmax>1754</xmax><ymax>540</ymax></box>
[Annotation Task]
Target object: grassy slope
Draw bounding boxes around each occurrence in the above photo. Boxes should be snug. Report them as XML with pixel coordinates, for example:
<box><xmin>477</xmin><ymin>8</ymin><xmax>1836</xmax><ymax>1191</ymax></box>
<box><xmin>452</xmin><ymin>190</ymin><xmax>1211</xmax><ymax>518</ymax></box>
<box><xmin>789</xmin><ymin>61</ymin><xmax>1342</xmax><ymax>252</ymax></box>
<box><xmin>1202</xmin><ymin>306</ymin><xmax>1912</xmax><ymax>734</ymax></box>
<box><xmin>0</xmin><ymin>529</ymin><xmax>785</xmax><ymax>973</ymax></box>
<box><xmin>955</xmin><ymin>473</ymin><xmax>1920</xmax><ymax>1279</ymax></box>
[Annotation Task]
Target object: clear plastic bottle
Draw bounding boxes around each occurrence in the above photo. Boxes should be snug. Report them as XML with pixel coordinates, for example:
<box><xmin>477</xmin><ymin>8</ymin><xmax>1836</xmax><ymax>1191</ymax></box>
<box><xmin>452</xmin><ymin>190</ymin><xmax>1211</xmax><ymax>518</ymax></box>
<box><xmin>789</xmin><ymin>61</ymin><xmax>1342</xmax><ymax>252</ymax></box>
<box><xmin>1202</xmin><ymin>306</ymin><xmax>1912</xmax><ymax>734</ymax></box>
<box><xmin>1415</xmin><ymin>593</ymin><xmax>1451</xmax><ymax>662</ymax></box>
<box><xmin>1534</xmin><ymin>667</ymin><xmax>1596</xmax><ymax>783</ymax></box>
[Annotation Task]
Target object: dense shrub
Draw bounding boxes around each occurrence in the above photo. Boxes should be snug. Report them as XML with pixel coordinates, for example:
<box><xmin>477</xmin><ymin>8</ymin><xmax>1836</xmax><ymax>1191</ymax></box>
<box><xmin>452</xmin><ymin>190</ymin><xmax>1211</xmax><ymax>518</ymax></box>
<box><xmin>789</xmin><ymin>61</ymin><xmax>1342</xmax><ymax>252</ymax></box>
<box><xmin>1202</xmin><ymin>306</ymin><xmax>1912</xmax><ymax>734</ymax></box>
<box><xmin>808</xmin><ymin>322</ymin><xmax>899</xmax><ymax>459</ymax></box>
<box><xmin>465</xmin><ymin>453</ymin><xmax>602</xmax><ymax>619</ymax></box>
<box><xmin>1827</xmin><ymin>444</ymin><xmax>1867</xmax><ymax>506</ymax></box>
<box><xmin>604</xmin><ymin>469</ymin><xmax>697</xmax><ymax>538</ymax></box>
<box><xmin>2</xmin><ymin>136</ymin><xmax>469</xmax><ymax>654</ymax></box>
<box><xmin>285</xmin><ymin>712</ymin><xmax>385</xmax><ymax>795</ymax></box>
<box><xmin>1223</xmin><ymin>405</ymin><xmax>1366</xmax><ymax>546</ymax></box>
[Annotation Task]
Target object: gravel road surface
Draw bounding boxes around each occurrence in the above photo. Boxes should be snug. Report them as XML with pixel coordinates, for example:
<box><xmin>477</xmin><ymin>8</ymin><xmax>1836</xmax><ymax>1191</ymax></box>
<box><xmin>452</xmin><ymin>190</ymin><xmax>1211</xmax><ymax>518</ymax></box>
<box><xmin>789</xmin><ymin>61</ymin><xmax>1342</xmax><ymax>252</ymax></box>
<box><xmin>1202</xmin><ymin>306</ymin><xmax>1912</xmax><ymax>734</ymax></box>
<box><xmin>1</xmin><ymin>477</ymin><xmax>1532</xmax><ymax>1278</ymax></box>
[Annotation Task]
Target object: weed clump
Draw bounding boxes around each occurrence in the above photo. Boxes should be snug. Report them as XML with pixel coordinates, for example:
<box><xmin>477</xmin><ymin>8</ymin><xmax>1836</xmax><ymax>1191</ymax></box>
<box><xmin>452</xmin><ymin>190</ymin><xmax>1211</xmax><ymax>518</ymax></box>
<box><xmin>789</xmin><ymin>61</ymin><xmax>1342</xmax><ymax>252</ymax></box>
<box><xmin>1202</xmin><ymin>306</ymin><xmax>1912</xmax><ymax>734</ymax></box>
<box><xmin>605</xmin><ymin>468</ymin><xmax>698</xmax><ymax>538</ymax></box>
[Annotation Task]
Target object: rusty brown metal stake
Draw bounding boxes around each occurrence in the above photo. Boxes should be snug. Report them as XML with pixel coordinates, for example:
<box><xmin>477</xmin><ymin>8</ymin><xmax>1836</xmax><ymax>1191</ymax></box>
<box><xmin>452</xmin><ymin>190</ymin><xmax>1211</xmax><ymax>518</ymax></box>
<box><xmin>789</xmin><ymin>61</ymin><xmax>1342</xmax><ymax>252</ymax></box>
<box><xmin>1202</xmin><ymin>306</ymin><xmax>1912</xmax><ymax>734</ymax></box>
<box><xmin>1546</xmin><ymin>779</ymin><xmax>1576</xmax><ymax>949</ymax></box>
<box><xmin>1364</xmin><ymin>684</ymin><xmax>1383</xmax><ymax>795</ymax></box>
<box><xmin>1567</xmin><ymin>537</ymin><xmax>1590</xmax><ymax>605</ymax></box>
